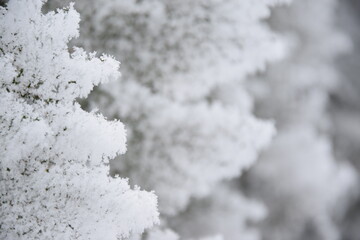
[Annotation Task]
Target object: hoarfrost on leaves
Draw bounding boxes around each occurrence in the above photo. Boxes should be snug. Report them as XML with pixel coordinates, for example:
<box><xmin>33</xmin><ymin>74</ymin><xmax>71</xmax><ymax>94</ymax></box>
<box><xmin>0</xmin><ymin>0</ymin><xmax>159</xmax><ymax>239</ymax></box>
<box><xmin>3</xmin><ymin>0</ymin><xmax>358</xmax><ymax>239</ymax></box>
<box><xmin>46</xmin><ymin>0</ymin><xmax>291</xmax><ymax>216</ymax></box>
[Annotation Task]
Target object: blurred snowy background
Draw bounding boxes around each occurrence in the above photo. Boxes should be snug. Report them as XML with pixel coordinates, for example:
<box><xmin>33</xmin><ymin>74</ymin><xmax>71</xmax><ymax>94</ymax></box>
<box><xmin>333</xmin><ymin>0</ymin><xmax>360</xmax><ymax>239</ymax></box>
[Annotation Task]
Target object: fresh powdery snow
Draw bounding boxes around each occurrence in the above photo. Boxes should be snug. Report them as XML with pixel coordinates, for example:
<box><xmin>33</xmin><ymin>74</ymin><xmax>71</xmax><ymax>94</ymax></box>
<box><xmin>0</xmin><ymin>1</ymin><xmax>158</xmax><ymax>239</ymax></box>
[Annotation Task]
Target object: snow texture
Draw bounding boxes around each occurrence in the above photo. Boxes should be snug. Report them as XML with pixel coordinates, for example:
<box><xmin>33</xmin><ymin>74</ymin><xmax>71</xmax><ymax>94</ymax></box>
<box><xmin>0</xmin><ymin>1</ymin><xmax>159</xmax><ymax>239</ymax></box>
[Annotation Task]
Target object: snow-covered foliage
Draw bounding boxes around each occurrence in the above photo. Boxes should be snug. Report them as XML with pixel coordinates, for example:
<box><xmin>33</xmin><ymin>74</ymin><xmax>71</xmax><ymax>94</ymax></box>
<box><xmin>3</xmin><ymin>0</ymin><xmax>358</xmax><ymax>239</ymax></box>
<box><xmin>247</xmin><ymin>0</ymin><xmax>357</xmax><ymax>239</ymax></box>
<box><xmin>44</xmin><ymin>0</ymin><xmax>293</xmax><ymax>217</ymax></box>
<box><xmin>0</xmin><ymin>0</ymin><xmax>158</xmax><ymax>239</ymax></box>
